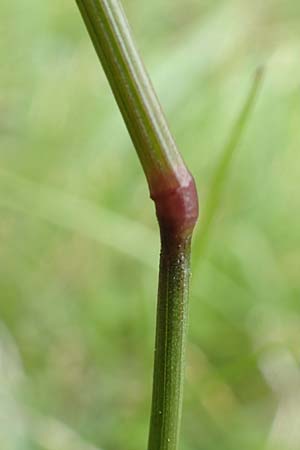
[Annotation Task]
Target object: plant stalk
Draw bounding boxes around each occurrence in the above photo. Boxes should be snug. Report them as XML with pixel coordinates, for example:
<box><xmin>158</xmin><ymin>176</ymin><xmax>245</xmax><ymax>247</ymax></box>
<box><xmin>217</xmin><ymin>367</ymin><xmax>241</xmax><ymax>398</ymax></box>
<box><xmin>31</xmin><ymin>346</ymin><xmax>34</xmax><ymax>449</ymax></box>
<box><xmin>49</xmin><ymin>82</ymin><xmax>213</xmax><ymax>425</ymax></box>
<box><xmin>75</xmin><ymin>0</ymin><xmax>192</xmax><ymax>196</ymax></box>
<box><xmin>74</xmin><ymin>1</ymin><xmax>199</xmax><ymax>449</ymax></box>
<box><xmin>148</xmin><ymin>231</ymin><xmax>192</xmax><ymax>450</ymax></box>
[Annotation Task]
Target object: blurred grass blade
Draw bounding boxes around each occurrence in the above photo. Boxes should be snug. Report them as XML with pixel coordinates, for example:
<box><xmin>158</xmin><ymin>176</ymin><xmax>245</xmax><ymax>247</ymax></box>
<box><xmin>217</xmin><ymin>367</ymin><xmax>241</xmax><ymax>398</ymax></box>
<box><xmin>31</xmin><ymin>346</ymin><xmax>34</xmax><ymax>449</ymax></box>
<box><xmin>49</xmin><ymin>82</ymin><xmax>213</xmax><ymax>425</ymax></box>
<box><xmin>0</xmin><ymin>321</ymin><xmax>103</xmax><ymax>450</ymax></box>
<box><xmin>0</xmin><ymin>169</ymin><xmax>157</xmax><ymax>268</ymax></box>
<box><xmin>194</xmin><ymin>68</ymin><xmax>264</xmax><ymax>263</ymax></box>
<box><xmin>33</xmin><ymin>415</ymin><xmax>103</xmax><ymax>450</ymax></box>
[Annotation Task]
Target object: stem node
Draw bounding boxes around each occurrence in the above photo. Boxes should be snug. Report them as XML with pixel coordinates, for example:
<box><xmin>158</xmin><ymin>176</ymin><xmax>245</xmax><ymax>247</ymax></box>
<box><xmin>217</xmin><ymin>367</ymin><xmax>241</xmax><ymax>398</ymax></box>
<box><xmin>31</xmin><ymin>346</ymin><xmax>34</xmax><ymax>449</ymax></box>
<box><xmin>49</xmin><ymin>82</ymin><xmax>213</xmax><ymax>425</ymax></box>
<box><xmin>152</xmin><ymin>174</ymin><xmax>199</xmax><ymax>238</ymax></box>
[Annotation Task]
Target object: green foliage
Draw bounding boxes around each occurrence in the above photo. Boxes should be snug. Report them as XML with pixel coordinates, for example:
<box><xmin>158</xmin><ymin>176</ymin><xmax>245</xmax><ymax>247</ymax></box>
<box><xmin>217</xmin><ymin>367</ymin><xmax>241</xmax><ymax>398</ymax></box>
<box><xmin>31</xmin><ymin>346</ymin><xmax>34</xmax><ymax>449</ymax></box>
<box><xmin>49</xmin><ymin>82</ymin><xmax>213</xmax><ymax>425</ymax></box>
<box><xmin>0</xmin><ymin>1</ymin><xmax>300</xmax><ymax>450</ymax></box>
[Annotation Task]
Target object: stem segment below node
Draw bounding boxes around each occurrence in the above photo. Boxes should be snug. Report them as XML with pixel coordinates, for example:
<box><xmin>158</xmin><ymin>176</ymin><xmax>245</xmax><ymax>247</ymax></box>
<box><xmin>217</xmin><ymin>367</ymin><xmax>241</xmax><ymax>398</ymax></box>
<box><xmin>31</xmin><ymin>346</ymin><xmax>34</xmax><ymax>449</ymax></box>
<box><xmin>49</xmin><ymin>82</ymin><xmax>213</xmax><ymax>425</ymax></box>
<box><xmin>148</xmin><ymin>233</ymin><xmax>192</xmax><ymax>450</ymax></box>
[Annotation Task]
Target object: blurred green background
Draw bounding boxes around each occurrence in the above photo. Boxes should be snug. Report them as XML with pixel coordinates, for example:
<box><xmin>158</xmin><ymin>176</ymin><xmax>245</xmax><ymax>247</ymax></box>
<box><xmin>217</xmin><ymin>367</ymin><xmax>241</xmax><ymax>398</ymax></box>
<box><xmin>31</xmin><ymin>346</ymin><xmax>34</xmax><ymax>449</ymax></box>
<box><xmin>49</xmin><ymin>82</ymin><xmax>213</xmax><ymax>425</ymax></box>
<box><xmin>1</xmin><ymin>1</ymin><xmax>300</xmax><ymax>449</ymax></box>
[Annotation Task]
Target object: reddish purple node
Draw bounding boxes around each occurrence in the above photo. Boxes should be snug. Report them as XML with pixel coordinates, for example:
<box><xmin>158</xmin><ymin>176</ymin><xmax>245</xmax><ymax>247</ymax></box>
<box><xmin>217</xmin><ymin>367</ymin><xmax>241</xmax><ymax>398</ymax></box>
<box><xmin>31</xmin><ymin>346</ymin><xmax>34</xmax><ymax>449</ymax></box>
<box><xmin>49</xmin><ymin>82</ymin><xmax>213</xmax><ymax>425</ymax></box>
<box><xmin>151</xmin><ymin>174</ymin><xmax>199</xmax><ymax>237</ymax></box>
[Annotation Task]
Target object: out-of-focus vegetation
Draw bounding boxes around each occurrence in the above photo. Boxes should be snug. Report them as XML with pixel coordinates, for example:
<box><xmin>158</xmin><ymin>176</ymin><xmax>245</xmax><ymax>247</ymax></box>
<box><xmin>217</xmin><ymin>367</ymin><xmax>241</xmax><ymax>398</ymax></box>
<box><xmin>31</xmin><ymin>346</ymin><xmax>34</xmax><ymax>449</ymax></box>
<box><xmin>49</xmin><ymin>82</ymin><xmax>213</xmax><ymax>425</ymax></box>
<box><xmin>0</xmin><ymin>1</ymin><xmax>300</xmax><ymax>449</ymax></box>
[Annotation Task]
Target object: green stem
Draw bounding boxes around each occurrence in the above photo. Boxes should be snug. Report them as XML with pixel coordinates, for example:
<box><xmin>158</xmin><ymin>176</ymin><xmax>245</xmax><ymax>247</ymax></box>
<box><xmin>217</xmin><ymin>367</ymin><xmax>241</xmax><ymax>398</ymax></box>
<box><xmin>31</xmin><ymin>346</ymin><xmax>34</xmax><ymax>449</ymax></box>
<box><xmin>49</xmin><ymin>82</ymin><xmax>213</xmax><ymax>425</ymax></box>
<box><xmin>74</xmin><ymin>2</ymin><xmax>199</xmax><ymax>450</ymax></box>
<box><xmin>148</xmin><ymin>232</ymin><xmax>192</xmax><ymax>450</ymax></box>
<box><xmin>75</xmin><ymin>0</ymin><xmax>190</xmax><ymax>195</ymax></box>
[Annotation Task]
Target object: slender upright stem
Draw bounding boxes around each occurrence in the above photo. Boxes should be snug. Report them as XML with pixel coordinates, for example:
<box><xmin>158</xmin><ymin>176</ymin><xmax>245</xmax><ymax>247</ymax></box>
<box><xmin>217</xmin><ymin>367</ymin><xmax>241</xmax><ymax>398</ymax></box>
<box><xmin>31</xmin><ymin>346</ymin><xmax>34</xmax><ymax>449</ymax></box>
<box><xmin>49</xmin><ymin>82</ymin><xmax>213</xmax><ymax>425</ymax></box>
<box><xmin>75</xmin><ymin>0</ymin><xmax>191</xmax><ymax>196</ymax></box>
<box><xmin>74</xmin><ymin>1</ymin><xmax>199</xmax><ymax>449</ymax></box>
<box><xmin>149</xmin><ymin>232</ymin><xmax>192</xmax><ymax>450</ymax></box>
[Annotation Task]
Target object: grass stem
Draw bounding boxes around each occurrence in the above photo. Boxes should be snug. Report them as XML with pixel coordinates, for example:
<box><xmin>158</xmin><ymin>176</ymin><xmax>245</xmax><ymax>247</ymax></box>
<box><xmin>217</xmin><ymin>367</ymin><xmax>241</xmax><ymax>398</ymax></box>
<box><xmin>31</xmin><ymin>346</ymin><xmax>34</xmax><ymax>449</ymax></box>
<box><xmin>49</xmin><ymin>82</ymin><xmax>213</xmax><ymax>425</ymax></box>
<box><xmin>74</xmin><ymin>1</ymin><xmax>199</xmax><ymax>449</ymax></box>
